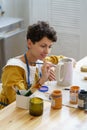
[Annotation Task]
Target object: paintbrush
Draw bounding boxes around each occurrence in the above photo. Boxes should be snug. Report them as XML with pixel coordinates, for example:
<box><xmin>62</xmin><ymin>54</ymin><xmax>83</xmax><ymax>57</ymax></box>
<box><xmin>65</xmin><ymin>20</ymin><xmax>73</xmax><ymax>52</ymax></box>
<box><xmin>30</xmin><ymin>62</ymin><xmax>57</xmax><ymax>67</ymax></box>
<box><xmin>12</xmin><ymin>86</ymin><xmax>21</xmax><ymax>95</ymax></box>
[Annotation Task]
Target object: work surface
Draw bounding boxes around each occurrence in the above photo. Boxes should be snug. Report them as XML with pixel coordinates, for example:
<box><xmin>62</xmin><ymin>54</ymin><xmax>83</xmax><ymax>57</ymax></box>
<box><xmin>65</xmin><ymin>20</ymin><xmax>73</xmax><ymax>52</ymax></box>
<box><xmin>0</xmin><ymin>57</ymin><xmax>87</xmax><ymax>130</ymax></box>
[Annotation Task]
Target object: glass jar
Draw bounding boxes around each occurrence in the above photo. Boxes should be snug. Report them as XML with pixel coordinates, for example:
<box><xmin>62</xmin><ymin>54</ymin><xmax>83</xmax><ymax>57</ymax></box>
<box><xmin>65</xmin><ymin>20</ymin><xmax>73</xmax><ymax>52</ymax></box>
<box><xmin>51</xmin><ymin>90</ymin><xmax>62</xmax><ymax>109</ymax></box>
<box><xmin>84</xmin><ymin>96</ymin><xmax>87</xmax><ymax>111</ymax></box>
<box><xmin>29</xmin><ymin>97</ymin><xmax>43</xmax><ymax>116</ymax></box>
<box><xmin>78</xmin><ymin>90</ymin><xmax>87</xmax><ymax>110</ymax></box>
<box><xmin>70</xmin><ymin>86</ymin><xmax>80</xmax><ymax>104</ymax></box>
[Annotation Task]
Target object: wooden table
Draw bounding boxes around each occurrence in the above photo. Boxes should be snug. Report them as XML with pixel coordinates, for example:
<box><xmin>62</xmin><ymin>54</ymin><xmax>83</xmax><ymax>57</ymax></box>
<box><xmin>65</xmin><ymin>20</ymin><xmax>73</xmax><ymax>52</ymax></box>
<box><xmin>0</xmin><ymin>57</ymin><xmax>87</xmax><ymax>130</ymax></box>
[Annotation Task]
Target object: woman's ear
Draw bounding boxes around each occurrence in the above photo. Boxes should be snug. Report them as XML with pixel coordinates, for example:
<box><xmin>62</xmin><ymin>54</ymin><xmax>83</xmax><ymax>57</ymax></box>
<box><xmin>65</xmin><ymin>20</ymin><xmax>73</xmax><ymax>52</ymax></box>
<box><xmin>27</xmin><ymin>39</ymin><xmax>33</xmax><ymax>49</ymax></box>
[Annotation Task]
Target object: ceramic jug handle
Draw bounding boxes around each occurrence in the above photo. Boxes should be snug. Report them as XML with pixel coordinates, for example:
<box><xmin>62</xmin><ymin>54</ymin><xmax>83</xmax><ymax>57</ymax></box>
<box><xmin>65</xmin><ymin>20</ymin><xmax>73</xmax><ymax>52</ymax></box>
<box><xmin>58</xmin><ymin>63</ymin><xmax>64</xmax><ymax>82</ymax></box>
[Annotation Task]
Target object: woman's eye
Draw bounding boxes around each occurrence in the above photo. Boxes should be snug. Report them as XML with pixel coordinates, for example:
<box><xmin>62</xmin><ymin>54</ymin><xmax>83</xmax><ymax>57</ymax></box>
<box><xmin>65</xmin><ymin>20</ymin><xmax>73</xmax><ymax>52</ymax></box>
<box><xmin>49</xmin><ymin>46</ymin><xmax>52</xmax><ymax>48</ymax></box>
<box><xmin>41</xmin><ymin>45</ymin><xmax>46</xmax><ymax>48</ymax></box>
<box><xmin>40</xmin><ymin>45</ymin><xmax>52</xmax><ymax>48</ymax></box>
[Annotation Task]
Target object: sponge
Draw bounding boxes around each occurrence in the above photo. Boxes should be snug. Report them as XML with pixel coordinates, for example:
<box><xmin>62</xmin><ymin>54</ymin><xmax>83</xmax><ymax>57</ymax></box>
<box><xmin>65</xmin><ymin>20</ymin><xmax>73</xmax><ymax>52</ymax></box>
<box><xmin>81</xmin><ymin>65</ymin><xmax>87</xmax><ymax>72</ymax></box>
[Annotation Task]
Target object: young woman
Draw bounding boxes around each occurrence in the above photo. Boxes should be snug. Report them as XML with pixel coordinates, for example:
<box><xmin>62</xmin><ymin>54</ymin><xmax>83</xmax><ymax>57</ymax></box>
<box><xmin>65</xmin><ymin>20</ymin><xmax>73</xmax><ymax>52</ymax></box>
<box><xmin>0</xmin><ymin>21</ymin><xmax>65</xmax><ymax>109</ymax></box>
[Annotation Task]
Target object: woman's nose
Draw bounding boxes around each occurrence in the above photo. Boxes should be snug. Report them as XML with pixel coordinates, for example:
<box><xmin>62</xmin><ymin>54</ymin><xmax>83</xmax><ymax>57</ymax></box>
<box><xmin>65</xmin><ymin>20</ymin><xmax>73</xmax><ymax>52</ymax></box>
<box><xmin>44</xmin><ymin>47</ymin><xmax>50</xmax><ymax>54</ymax></box>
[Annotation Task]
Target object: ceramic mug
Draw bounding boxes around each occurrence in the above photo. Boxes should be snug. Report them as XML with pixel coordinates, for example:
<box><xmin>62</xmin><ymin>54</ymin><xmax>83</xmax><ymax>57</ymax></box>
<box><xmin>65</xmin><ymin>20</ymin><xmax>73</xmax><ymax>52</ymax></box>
<box><xmin>55</xmin><ymin>58</ymin><xmax>73</xmax><ymax>86</ymax></box>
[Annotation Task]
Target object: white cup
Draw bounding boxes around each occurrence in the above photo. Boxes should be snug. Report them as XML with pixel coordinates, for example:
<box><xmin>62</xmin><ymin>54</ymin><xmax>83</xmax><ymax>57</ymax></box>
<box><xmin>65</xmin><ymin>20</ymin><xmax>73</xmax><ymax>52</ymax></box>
<box><xmin>55</xmin><ymin>58</ymin><xmax>73</xmax><ymax>86</ymax></box>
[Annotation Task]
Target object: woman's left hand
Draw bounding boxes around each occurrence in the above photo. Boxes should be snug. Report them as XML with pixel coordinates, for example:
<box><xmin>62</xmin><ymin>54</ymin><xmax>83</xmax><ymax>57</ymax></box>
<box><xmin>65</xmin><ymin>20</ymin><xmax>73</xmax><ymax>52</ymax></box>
<box><xmin>48</xmin><ymin>67</ymin><xmax>56</xmax><ymax>81</ymax></box>
<box><xmin>39</xmin><ymin>62</ymin><xmax>56</xmax><ymax>85</ymax></box>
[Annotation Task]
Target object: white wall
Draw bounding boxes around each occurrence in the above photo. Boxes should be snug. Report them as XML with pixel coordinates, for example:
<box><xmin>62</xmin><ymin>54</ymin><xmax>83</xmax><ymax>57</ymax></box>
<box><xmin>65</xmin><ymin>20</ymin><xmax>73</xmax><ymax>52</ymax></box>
<box><xmin>1</xmin><ymin>0</ymin><xmax>16</xmax><ymax>17</ymax></box>
<box><xmin>80</xmin><ymin>0</ymin><xmax>87</xmax><ymax>59</ymax></box>
<box><xmin>28</xmin><ymin>0</ymin><xmax>87</xmax><ymax>61</ymax></box>
<box><xmin>1</xmin><ymin>0</ymin><xmax>87</xmax><ymax>61</ymax></box>
<box><xmin>1</xmin><ymin>0</ymin><xmax>29</xmax><ymax>29</ymax></box>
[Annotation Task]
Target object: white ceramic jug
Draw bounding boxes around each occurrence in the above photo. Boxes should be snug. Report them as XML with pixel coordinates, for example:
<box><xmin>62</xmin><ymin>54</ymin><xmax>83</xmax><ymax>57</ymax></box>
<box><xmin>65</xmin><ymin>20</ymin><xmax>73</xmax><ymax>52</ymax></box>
<box><xmin>55</xmin><ymin>58</ymin><xmax>73</xmax><ymax>86</ymax></box>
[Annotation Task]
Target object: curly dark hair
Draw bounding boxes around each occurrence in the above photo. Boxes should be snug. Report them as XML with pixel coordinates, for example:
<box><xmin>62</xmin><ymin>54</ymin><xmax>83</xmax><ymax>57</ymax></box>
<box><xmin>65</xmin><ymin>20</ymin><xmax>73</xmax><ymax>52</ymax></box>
<box><xmin>26</xmin><ymin>21</ymin><xmax>57</xmax><ymax>44</ymax></box>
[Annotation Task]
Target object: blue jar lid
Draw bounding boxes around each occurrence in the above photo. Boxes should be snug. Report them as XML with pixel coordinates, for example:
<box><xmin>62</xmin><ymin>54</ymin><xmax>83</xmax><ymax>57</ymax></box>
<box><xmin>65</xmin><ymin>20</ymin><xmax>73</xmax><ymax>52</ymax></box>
<box><xmin>39</xmin><ymin>86</ymin><xmax>48</xmax><ymax>92</ymax></box>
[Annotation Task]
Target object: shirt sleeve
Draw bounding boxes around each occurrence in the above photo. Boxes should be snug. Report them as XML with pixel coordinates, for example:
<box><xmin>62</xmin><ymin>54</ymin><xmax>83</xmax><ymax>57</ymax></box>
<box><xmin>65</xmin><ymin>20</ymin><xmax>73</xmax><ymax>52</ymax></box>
<box><xmin>1</xmin><ymin>65</ymin><xmax>27</xmax><ymax>104</ymax></box>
